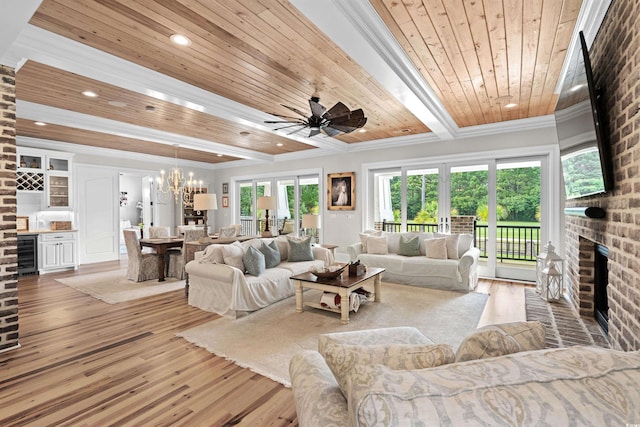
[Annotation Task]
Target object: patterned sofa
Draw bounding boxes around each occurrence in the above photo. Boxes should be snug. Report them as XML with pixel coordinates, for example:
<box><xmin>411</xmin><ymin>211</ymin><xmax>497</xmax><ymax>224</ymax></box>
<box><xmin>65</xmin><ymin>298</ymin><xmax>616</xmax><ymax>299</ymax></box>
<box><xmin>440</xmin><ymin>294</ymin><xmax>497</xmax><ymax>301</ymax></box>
<box><xmin>185</xmin><ymin>236</ymin><xmax>333</xmax><ymax>318</ymax></box>
<box><xmin>347</xmin><ymin>231</ymin><xmax>480</xmax><ymax>291</ymax></box>
<box><xmin>290</xmin><ymin>324</ymin><xmax>640</xmax><ymax>426</ymax></box>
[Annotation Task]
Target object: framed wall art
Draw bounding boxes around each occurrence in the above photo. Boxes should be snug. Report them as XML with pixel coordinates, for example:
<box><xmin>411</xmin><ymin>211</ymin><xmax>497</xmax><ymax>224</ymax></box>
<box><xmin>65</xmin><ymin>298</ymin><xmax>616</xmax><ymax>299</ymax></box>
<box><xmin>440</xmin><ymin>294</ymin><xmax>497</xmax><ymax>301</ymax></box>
<box><xmin>222</xmin><ymin>182</ymin><xmax>229</xmax><ymax>194</ymax></box>
<box><xmin>222</xmin><ymin>195</ymin><xmax>229</xmax><ymax>208</ymax></box>
<box><xmin>327</xmin><ymin>172</ymin><xmax>355</xmax><ymax>210</ymax></box>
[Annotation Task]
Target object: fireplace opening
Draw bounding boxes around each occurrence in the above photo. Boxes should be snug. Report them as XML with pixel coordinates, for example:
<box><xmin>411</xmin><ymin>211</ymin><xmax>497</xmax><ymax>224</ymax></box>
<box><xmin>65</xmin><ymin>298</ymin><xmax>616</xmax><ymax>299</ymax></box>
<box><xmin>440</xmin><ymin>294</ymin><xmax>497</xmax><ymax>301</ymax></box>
<box><xmin>594</xmin><ymin>244</ymin><xmax>609</xmax><ymax>335</ymax></box>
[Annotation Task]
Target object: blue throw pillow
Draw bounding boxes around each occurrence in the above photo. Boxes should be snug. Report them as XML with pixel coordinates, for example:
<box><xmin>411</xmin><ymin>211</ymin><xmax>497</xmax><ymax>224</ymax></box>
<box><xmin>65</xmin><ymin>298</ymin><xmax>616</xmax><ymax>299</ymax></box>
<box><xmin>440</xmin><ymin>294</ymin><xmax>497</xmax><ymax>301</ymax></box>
<box><xmin>243</xmin><ymin>246</ymin><xmax>265</xmax><ymax>276</ymax></box>
<box><xmin>259</xmin><ymin>241</ymin><xmax>281</xmax><ymax>269</ymax></box>
<box><xmin>288</xmin><ymin>236</ymin><xmax>314</xmax><ymax>262</ymax></box>
<box><xmin>398</xmin><ymin>235</ymin><xmax>420</xmax><ymax>256</ymax></box>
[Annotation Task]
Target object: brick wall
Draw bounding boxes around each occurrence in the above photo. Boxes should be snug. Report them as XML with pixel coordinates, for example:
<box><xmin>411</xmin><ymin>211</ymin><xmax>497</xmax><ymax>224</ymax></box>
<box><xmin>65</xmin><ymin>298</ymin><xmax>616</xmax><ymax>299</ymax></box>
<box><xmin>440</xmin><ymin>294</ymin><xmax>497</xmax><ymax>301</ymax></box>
<box><xmin>450</xmin><ymin>216</ymin><xmax>475</xmax><ymax>234</ymax></box>
<box><xmin>564</xmin><ymin>1</ymin><xmax>640</xmax><ymax>351</ymax></box>
<box><xmin>0</xmin><ymin>65</ymin><xmax>18</xmax><ymax>352</ymax></box>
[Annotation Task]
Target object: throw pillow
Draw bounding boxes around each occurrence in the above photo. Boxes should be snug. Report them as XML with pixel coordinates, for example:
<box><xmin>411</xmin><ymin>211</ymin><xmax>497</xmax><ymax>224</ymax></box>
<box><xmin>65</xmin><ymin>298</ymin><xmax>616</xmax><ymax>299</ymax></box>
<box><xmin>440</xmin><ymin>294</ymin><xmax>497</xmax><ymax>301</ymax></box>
<box><xmin>366</xmin><ymin>235</ymin><xmax>388</xmax><ymax>255</ymax></box>
<box><xmin>398</xmin><ymin>235</ymin><xmax>420</xmax><ymax>256</ymax></box>
<box><xmin>445</xmin><ymin>234</ymin><xmax>460</xmax><ymax>259</ymax></box>
<box><xmin>198</xmin><ymin>244</ymin><xmax>224</xmax><ymax>264</ymax></box>
<box><xmin>454</xmin><ymin>328</ymin><xmax>521</xmax><ymax>362</ymax></box>
<box><xmin>221</xmin><ymin>243</ymin><xmax>245</xmax><ymax>271</ymax></box>
<box><xmin>218</xmin><ymin>226</ymin><xmax>237</xmax><ymax>238</ymax></box>
<box><xmin>321</xmin><ymin>341</ymin><xmax>454</xmax><ymax>394</ymax></box>
<box><xmin>242</xmin><ymin>245</ymin><xmax>265</xmax><ymax>276</ymax></box>
<box><xmin>424</xmin><ymin>237</ymin><xmax>447</xmax><ymax>259</ymax></box>
<box><xmin>481</xmin><ymin>321</ymin><xmax>546</xmax><ymax>351</ymax></box>
<box><xmin>287</xmin><ymin>236</ymin><xmax>314</xmax><ymax>261</ymax></box>
<box><xmin>359</xmin><ymin>230</ymin><xmax>382</xmax><ymax>253</ymax></box>
<box><xmin>259</xmin><ymin>240</ymin><xmax>281</xmax><ymax>268</ymax></box>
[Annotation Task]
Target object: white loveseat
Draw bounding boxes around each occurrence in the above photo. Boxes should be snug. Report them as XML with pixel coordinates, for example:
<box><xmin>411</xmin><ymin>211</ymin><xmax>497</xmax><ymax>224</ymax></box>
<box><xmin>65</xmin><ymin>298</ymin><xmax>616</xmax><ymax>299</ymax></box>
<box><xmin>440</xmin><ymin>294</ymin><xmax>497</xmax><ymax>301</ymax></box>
<box><xmin>347</xmin><ymin>231</ymin><xmax>480</xmax><ymax>292</ymax></box>
<box><xmin>185</xmin><ymin>236</ymin><xmax>334</xmax><ymax>318</ymax></box>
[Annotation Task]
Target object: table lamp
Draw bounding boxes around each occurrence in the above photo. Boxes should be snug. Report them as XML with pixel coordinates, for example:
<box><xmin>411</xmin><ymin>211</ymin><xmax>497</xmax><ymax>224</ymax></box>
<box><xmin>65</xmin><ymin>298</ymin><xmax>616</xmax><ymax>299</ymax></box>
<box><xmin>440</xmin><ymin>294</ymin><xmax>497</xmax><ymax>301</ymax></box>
<box><xmin>302</xmin><ymin>214</ymin><xmax>320</xmax><ymax>243</ymax></box>
<box><xmin>257</xmin><ymin>196</ymin><xmax>274</xmax><ymax>237</ymax></box>
<box><xmin>194</xmin><ymin>193</ymin><xmax>217</xmax><ymax>243</ymax></box>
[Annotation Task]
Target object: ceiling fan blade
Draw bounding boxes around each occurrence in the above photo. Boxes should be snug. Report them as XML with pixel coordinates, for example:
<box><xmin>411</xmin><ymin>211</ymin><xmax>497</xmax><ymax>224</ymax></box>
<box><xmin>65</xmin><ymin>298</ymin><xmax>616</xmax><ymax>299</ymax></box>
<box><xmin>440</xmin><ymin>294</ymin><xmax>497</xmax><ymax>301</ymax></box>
<box><xmin>287</xmin><ymin>126</ymin><xmax>307</xmax><ymax>135</ymax></box>
<box><xmin>323</xmin><ymin>102</ymin><xmax>350</xmax><ymax>119</ymax></box>
<box><xmin>273</xmin><ymin>123</ymin><xmax>306</xmax><ymax>131</ymax></box>
<box><xmin>264</xmin><ymin>120</ymin><xmax>303</xmax><ymax>124</ymax></box>
<box><xmin>321</xmin><ymin>126</ymin><xmax>342</xmax><ymax>137</ymax></box>
<box><xmin>308</xmin><ymin>128</ymin><xmax>322</xmax><ymax>137</ymax></box>
<box><xmin>269</xmin><ymin>113</ymin><xmax>308</xmax><ymax>120</ymax></box>
<box><xmin>281</xmin><ymin>104</ymin><xmax>310</xmax><ymax>118</ymax></box>
<box><xmin>309</xmin><ymin>99</ymin><xmax>326</xmax><ymax>118</ymax></box>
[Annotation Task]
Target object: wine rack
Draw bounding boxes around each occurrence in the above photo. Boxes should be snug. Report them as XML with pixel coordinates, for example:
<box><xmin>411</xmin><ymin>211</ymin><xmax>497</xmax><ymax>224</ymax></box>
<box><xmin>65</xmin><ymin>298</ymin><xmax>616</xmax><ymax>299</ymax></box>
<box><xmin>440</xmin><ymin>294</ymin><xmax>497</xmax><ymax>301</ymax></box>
<box><xmin>17</xmin><ymin>171</ymin><xmax>45</xmax><ymax>191</ymax></box>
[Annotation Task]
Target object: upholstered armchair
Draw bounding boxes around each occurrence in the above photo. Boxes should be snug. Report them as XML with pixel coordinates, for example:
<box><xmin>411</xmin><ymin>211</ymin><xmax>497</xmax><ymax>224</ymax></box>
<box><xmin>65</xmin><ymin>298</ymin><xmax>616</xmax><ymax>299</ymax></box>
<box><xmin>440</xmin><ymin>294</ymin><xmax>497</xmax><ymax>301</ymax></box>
<box><xmin>167</xmin><ymin>228</ymin><xmax>204</xmax><ymax>280</ymax></box>
<box><xmin>123</xmin><ymin>229</ymin><xmax>159</xmax><ymax>282</ymax></box>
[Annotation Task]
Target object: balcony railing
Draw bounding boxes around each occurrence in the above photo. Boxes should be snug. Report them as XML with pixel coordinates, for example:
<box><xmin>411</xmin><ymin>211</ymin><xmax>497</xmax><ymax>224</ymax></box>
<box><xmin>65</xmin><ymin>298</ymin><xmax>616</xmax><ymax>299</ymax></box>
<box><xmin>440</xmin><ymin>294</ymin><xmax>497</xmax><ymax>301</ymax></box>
<box><xmin>378</xmin><ymin>220</ymin><xmax>540</xmax><ymax>262</ymax></box>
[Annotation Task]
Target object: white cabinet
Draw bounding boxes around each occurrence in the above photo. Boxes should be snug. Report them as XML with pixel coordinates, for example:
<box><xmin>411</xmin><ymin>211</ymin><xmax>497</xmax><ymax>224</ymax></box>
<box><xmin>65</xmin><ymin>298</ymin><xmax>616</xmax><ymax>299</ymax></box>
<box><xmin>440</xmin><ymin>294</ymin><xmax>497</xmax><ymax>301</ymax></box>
<box><xmin>17</xmin><ymin>148</ymin><xmax>74</xmax><ymax>209</ymax></box>
<box><xmin>39</xmin><ymin>232</ymin><xmax>77</xmax><ymax>272</ymax></box>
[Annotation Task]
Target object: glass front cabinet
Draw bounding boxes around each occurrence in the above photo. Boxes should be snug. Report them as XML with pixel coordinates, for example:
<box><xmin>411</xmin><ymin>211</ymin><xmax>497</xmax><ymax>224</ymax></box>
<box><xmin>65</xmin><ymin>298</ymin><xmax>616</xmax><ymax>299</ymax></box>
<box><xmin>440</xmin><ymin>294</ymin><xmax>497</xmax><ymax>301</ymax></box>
<box><xmin>18</xmin><ymin>148</ymin><xmax>74</xmax><ymax>209</ymax></box>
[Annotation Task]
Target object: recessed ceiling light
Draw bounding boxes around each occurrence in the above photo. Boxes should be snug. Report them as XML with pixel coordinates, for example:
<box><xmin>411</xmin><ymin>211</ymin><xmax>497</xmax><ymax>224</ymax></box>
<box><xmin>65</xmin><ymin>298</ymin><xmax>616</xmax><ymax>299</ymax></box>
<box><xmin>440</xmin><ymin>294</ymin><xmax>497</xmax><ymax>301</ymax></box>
<box><xmin>108</xmin><ymin>100</ymin><xmax>127</xmax><ymax>108</ymax></box>
<box><xmin>82</xmin><ymin>90</ymin><xmax>98</xmax><ymax>98</ymax></box>
<box><xmin>34</xmin><ymin>121</ymin><xmax>46</xmax><ymax>126</ymax></box>
<box><xmin>217</xmin><ymin>154</ymin><xmax>223</xmax><ymax>157</ymax></box>
<box><xmin>358</xmin><ymin>129</ymin><xmax>367</xmax><ymax>133</ymax></box>
<box><xmin>239</xmin><ymin>131</ymin><xmax>250</xmax><ymax>136</ymax></box>
<box><xmin>276</xmin><ymin>143</ymin><xmax>283</xmax><ymax>147</ymax></box>
<box><xmin>505</xmin><ymin>103</ymin><xmax>517</xmax><ymax>108</ymax></box>
<box><xmin>170</xmin><ymin>34</ymin><xmax>192</xmax><ymax>46</ymax></box>
<box><xmin>145</xmin><ymin>105</ymin><xmax>156</xmax><ymax>112</ymax></box>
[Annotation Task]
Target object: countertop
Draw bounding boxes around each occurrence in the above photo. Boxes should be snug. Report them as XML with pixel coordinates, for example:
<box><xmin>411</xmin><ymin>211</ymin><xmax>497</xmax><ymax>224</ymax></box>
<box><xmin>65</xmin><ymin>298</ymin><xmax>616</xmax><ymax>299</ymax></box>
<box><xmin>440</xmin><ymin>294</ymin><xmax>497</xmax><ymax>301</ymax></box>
<box><xmin>18</xmin><ymin>229</ymin><xmax>78</xmax><ymax>235</ymax></box>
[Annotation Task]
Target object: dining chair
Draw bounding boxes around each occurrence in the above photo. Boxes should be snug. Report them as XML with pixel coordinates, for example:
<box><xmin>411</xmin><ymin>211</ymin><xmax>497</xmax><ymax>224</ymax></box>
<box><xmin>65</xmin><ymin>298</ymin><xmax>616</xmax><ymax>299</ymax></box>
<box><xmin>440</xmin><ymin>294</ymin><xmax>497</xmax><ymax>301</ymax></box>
<box><xmin>123</xmin><ymin>229</ymin><xmax>159</xmax><ymax>282</ymax></box>
<box><xmin>149</xmin><ymin>226</ymin><xmax>171</xmax><ymax>238</ymax></box>
<box><xmin>167</xmin><ymin>228</ymin><xmax>204</xmax><ymax>280</ymax></box>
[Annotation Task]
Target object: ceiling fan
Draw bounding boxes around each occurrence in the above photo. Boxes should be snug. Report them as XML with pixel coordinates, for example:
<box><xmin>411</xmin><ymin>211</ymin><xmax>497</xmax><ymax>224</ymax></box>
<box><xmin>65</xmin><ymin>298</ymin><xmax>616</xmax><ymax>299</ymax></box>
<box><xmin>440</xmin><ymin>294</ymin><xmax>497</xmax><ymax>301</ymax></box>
<box><xmin>265</xmin><ymin>96</ymin><xmax>367</xmax><ymax>137</ymax></box>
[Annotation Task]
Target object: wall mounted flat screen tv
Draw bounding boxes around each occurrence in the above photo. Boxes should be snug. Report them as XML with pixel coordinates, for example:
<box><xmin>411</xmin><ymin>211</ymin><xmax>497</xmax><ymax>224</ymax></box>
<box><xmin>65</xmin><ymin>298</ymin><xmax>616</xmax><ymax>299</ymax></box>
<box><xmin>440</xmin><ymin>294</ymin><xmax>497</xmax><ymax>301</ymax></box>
<box><xmin>555</xmin><ymin>31</ymin><xmax>613</xmax><ymax>199</ymax></box>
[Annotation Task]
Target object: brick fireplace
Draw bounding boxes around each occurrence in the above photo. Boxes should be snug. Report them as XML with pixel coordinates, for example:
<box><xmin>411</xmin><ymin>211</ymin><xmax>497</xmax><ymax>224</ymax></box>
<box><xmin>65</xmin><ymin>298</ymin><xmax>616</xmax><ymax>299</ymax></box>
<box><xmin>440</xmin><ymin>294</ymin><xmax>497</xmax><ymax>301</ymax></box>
<box><xmin>563</xmin><ymin>0</ymin><xmax>640</xmax><ymax>351</ymax></box>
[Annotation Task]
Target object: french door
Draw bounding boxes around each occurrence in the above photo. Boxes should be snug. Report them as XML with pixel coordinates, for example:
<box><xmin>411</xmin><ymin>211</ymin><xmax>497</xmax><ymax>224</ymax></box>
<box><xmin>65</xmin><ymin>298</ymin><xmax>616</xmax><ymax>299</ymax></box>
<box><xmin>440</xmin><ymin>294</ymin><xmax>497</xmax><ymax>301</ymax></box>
<box><xmin>371</xmin><ymin>157</ymin><xmax>545</xmax><ymax>281</ymax></box>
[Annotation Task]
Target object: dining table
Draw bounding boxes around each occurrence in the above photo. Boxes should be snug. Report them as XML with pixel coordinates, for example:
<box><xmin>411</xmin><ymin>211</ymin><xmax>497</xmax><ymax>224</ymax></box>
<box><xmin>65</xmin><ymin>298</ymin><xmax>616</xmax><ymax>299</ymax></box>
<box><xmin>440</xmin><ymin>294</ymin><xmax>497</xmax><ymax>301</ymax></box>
<box><xmin>139</xmin><ymin>237</ymin><xmax>184</xmax><ymax>282</ymax></box>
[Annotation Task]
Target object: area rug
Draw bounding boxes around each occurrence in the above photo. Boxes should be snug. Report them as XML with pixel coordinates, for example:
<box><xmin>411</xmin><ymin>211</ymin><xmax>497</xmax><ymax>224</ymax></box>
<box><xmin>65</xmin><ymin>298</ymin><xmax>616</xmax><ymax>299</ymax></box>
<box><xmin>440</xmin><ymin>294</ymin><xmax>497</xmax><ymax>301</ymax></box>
<box><xmin>56</xmin><ymin>269</ymin><xmax>185</xmax><ymax>304</ymax></box>
<box><xmin>177</xmin><ymin>283</ymin><xmax>488</xmax><ymax>387</ymax></box>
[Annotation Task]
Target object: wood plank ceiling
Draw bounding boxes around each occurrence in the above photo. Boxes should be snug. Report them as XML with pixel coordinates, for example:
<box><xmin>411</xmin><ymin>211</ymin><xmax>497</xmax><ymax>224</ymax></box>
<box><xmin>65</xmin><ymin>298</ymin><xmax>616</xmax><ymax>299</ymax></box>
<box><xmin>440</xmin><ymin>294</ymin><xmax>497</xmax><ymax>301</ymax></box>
<box><xmin>13</xmin><ymin>0</ymin><xmax>582</xmax><ymax>165</ymax></box>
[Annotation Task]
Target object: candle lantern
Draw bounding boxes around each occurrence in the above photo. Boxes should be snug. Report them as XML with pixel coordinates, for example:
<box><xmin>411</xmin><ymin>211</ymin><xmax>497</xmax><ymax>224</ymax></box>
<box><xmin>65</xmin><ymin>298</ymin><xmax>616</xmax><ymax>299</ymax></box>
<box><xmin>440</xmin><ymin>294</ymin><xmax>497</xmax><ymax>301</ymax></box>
<box><xmin>538</xmin><ymin>244</ymin><xmax>565</xmax><ymax>302</ymax></box>
<box><xmin>536</xmin><ymin>241</ymin><xmax>554</xmax><ymax>293</ymax></box>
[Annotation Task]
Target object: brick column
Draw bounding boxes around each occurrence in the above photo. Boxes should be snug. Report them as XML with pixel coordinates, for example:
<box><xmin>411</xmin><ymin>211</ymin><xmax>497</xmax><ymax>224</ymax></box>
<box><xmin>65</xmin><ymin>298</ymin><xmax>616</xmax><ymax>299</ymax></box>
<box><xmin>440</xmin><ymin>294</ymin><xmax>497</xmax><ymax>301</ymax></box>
<box><xmin>0</xmin><ymin>65</ymin><xmax>18</xmax><ymax>352</ymax></box>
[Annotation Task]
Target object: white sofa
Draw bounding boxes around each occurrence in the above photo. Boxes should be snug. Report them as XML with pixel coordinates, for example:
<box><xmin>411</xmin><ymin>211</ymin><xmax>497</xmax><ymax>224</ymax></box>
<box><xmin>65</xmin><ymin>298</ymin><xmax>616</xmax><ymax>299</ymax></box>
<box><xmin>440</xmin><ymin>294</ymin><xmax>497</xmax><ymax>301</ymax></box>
<box><xmin>185</xmin><ymin>236</ymin><xmax>334</xmax><ymax>318</ymax></box>
<box><xmin>347</xmin><ymin>231</ymin><xmax>480</xmax><ymax>292</ymax></box>
<box><xmin>290</xmin><ymin>325</ymin><xmax>640</xmax><ymax>427</ymax></box>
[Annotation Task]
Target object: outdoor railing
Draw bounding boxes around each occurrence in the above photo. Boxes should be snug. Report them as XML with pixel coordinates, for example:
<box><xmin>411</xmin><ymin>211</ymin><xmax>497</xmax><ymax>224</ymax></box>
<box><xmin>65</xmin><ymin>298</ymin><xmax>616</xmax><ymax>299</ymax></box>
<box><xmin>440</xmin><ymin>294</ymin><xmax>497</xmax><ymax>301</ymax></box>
<box><xmin>377</xmin><ymin>220</ymin><xmax>540</xmax><ymax>262</ymax></box>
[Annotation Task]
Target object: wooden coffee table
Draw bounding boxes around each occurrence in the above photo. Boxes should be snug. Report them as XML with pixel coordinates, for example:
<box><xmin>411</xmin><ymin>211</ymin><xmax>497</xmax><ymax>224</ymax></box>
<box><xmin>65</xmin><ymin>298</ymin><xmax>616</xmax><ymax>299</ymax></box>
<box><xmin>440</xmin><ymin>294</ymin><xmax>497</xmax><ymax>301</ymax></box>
<box><xmin>291</xmin><ymin>267</ymin><xmax>385</xmax><ymax>324</ymax></box>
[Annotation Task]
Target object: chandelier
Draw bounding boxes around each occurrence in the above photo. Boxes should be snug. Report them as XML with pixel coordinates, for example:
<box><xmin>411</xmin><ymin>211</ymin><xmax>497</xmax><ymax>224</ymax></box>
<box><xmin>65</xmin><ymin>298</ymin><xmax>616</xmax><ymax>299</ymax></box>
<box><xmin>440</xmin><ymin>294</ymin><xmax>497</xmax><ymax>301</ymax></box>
<box><xmin>156</xmin><ymin>145</ymin><xmax>203</xmax><ymax>205</ymax></box>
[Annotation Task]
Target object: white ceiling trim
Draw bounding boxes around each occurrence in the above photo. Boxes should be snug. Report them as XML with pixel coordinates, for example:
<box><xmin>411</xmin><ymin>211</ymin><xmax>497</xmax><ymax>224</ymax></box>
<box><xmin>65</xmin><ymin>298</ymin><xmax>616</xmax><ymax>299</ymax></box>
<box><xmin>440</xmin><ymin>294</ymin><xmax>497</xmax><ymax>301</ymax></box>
<box><xmin>17</xmin><ymin>101</ymin><xmax>273</xmax><ymax>161</ymax></box>
<box><xmin>0</xmin><ymin>0</ymin><xmax>42</xmax><ymax>67</ymax></box>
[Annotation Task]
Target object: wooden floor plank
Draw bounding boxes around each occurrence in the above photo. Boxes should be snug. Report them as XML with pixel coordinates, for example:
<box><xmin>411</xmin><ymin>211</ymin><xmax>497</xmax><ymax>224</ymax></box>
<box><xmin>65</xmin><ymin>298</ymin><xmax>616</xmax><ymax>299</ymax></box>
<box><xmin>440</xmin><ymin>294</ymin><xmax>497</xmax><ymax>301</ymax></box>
<box><xmin>0</xmin><ymin>261</ymin><xmax>527</xmax><ymax>426</ymax></box>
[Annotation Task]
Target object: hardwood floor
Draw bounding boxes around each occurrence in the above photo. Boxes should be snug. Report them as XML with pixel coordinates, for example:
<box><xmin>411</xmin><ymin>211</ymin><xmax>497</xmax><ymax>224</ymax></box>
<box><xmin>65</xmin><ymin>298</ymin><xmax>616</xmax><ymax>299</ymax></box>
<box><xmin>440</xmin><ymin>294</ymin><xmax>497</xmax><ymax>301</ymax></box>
<box><xmin>1</xmin><ymin>262</ymin><xmax>528</xmax><ymax>426</ymax></box>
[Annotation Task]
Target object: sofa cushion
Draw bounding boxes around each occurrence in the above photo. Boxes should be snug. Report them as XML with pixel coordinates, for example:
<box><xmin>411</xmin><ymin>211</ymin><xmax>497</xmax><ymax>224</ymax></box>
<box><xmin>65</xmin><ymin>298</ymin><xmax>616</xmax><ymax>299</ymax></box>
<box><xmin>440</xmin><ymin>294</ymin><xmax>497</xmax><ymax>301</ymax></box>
<box><xmin>243</xmin><ymin>246</ymin><xmax>266</xmax><ymax>276</ymax></box>
<box><xmin>222</xmin><ymin>243</ymin><xmax>245</xmax><ymax>271</ymax></box>
<box><xmin>425</xmin><ymin>237</ymin><xmax>447</xmax><ymax>259</ymax></box>
<box><xmin>366</xmin><ymin>235</ymin><xmax>388</xmax><ymax>254</ymax></box>
<box><xmin>259</xmin><ymin>240</ymin><xmax>281</xmax><ymax>268</ymax></box>
<box><xmin>478</xmin><ymin>321</ymin><xmax>546</xmax><ymax>351</ymax></box>
<box><xmin>275</xmin><ymin>236</ymin><xmax>289</xmax><ymax>261</ymax></box>
<box><xmin>398</xmin><ymin>235</ymin><xmax>420</xmax><ymax>256</ymax></box>
<box><xmin>345</xmin><ymin>346</ymin><xmax>640</xmax><ymax>426</ymax></box>
<box><xmin>288</xmin><ymin>236</ymin><xmax>314</xmax><ymax>261</ymax></box>
<box><xmin>457</xmin><ymin>233</ymin><xmax>474</xmax><ymax>256</ymax></box>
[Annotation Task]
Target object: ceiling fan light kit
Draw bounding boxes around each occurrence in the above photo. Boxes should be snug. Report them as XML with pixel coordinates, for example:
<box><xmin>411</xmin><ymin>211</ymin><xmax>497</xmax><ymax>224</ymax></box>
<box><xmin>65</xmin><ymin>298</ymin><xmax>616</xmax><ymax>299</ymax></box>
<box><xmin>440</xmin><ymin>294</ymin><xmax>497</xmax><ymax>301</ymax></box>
<box><xmin>265</xmin><ymin>96</ymin><xmax>367</xmax><ymax>137</ymax></box>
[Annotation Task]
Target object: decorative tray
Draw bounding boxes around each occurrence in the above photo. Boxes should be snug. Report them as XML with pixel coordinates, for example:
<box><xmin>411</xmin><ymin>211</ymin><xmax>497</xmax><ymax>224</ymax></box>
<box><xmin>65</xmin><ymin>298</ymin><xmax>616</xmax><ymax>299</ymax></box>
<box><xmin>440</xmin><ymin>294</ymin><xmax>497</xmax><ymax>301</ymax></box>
<box><xmin>309</xmin><ymin>263</ymin><xmax>348</xmax><ymax>280</ymax></box>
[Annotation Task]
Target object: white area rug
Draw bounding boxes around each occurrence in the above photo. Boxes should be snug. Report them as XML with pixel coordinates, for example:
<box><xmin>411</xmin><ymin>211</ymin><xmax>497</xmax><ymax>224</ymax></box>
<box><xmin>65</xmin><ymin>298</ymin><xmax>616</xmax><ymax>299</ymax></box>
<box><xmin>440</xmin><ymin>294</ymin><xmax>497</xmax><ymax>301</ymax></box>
<box><xmin>177</xmin><ymin>282</ymin><xmax>488</xmax><ymax>387</ymax></box>
<box><xmin>56</xmin><ymin>269</ymin><xmax>185</xmax><ymax>304</ymax></box>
